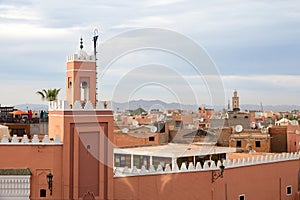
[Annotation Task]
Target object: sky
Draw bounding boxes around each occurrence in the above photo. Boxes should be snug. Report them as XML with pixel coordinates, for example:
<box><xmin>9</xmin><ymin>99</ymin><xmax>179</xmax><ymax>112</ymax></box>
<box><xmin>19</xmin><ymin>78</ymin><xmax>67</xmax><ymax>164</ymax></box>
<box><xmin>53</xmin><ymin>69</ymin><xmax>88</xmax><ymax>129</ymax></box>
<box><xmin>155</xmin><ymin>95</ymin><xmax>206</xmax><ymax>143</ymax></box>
<box><xmin>0</xmin><ymin>0</ymin><xmax>300</xmax><ymax>107</ymax></box>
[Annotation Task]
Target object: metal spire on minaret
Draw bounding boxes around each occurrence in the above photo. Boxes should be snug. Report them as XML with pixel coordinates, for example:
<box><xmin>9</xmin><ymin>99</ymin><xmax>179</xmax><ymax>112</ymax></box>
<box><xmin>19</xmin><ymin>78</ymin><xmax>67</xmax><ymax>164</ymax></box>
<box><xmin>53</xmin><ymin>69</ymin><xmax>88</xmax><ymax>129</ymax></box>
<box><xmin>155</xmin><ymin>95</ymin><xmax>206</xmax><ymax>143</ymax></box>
<box><xmin>80</xmin><ymin>37</ymin><xmax>83</xmax><ymax>50</ymax></box>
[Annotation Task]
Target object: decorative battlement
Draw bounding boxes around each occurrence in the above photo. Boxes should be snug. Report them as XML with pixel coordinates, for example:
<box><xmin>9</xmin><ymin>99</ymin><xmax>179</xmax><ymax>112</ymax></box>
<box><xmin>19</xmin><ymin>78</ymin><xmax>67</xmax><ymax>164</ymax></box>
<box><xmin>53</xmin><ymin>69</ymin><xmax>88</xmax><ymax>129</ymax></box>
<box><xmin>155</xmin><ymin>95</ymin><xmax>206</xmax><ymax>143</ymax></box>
<box><xmin>114</xmin><ymin>152</ymin><xmax>300</xmax><ymax>177</ymax></box>
<box><xmin>67</xmin><ymin>50</ymin><xmax>95</xmax><ymax>62</ymax></box>
<box><xmin>48</xmin><ymin>100</ymin><xmax>112</xmax><ymax>111</ymax></box>
<box><xmin>0</xmin><ymin>134</ymin><xmax>62</xmax><ymax>145</ymax></box>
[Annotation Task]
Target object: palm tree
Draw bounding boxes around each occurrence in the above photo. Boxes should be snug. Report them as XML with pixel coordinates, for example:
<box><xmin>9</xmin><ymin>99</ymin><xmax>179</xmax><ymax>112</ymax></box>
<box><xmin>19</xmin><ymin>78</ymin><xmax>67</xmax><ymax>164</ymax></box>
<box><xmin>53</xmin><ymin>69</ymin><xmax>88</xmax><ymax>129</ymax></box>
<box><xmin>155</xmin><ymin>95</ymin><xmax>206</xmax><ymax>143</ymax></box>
<box><xmin>36</xmin><ymin>88</ymin><xmax>61</xmax><ymax>102</ymax></box>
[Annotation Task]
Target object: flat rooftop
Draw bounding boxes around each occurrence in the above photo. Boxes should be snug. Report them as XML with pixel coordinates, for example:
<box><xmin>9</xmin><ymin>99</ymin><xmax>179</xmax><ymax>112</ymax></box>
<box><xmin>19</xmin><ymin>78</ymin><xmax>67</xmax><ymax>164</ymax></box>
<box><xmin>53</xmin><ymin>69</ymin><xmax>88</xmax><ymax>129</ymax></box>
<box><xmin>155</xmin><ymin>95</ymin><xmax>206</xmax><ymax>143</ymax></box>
<box><xmin>114</xmin><ymin>143</ymin><xmax>236</xmax><ymax>158</ymax></box>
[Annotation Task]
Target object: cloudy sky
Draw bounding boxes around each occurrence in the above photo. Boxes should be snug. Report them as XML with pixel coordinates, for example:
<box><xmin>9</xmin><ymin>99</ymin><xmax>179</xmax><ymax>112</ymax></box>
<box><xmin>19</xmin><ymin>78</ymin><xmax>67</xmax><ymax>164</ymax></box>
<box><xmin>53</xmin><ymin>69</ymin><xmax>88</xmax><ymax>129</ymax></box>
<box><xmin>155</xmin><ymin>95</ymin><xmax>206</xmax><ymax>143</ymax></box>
<box><xmin>0</xmin><ymin>0</ymin><xmax>300</xmax><ymax>108</ymax></box>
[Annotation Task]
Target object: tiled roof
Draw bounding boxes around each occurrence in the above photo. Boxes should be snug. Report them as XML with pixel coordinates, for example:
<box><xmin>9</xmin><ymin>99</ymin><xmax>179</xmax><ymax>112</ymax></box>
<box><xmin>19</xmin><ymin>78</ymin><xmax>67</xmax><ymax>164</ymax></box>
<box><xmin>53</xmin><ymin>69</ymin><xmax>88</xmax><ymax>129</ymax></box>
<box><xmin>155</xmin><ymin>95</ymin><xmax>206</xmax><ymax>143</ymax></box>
<box><xmin>0</xmin><ymin>168</ymin><xmax>31</xmax><ymax>175</ymax></box>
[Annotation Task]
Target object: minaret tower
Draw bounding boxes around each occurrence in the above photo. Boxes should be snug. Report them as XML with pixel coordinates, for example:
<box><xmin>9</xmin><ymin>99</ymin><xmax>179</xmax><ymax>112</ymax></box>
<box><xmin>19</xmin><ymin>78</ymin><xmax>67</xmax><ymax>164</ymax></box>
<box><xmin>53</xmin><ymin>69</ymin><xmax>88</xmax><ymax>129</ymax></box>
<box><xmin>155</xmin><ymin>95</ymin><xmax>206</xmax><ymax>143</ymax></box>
<box><xmin>66</xmin><ymin>38</ymin><xmax>97</xmax><ymax>107</ymax></box>
<box><xmin>232</xmin><ymin>90</ymin><xmax>240</xmax><ymax>112</ymax></box>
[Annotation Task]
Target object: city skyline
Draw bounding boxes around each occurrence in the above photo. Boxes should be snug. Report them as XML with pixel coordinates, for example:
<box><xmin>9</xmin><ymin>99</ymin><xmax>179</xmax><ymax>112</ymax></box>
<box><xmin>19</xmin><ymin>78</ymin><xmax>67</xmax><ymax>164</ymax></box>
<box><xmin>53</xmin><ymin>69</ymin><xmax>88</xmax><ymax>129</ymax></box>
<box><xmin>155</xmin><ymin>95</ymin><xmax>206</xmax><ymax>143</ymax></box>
<box><xmin>0</xmin><ymin>0</ymin><xmax>300</xmax><ymax>106</ymax></box>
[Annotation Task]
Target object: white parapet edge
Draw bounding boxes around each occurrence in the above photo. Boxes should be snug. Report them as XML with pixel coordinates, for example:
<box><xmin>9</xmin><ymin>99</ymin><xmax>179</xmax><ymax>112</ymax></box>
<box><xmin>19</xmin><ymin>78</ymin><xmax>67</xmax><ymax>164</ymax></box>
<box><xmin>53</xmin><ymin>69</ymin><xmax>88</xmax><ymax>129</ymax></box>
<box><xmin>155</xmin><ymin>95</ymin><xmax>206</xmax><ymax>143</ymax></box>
<box><xmin>0</xmin><ymin>134</ymin><xmax>62</xmax><ymax>145</ymax></box>
<box><xmin>114</xmin><ymin>152</ymin><xmax>300</xmax><ymax>177</ymax></box>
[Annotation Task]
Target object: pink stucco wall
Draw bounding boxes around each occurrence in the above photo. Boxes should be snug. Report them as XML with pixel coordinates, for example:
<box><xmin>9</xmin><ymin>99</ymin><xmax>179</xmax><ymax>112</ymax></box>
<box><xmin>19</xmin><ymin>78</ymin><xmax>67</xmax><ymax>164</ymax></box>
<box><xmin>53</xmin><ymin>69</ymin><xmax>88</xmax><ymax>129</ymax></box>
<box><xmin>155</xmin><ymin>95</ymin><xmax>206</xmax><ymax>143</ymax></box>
<box><xmin>113</xmin><ymin>160</ymin><xmax>299</xmax><ymax>200</ymax></box>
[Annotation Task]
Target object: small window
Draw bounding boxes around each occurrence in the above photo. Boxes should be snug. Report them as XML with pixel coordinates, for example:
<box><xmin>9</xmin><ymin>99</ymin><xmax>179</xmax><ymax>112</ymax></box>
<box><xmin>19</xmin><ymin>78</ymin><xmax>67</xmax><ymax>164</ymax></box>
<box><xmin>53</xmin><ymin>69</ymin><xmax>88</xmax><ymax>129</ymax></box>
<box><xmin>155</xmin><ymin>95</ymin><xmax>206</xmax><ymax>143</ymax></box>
<box><xmin>233</xmin><ymin>116</ymin><xmax>237</xmax><ymax>118</ymax></box>
<box><xmin>175</xmin><ymin>121</ymin><xmax>182</xmax><ymax>127</ymax></box>
<box><xmin>245</xmin><ymin>116</ymin><xmax>248</xmax><ymax>118</ymax></box>
<box><xmin>239</xmin><ymin>194</ymin><xmax>245</xmax><ymax>200</ymax></box>
<box><xmin>286</xmin><ymin>186</ymin><xmax>292</xmax><ymax>196</ymax></box>
<box><xmin>255</xmin><ymin>141</ymin><xmax>261</xmax><ymax>147</ymax></box>
<box><xmin>40</xmin><ymin>189</ymin><xmax>46</xmax><ymax>197</ymax></box>
<box><xmin>149</xmin><ymin>136</ymin><xmax>155</xmax><ymax>141</ymax></box>
<box><xmin>236</xmin><ymin>141</ymin><xmax>242</xmax><ymax>147</ymax></box>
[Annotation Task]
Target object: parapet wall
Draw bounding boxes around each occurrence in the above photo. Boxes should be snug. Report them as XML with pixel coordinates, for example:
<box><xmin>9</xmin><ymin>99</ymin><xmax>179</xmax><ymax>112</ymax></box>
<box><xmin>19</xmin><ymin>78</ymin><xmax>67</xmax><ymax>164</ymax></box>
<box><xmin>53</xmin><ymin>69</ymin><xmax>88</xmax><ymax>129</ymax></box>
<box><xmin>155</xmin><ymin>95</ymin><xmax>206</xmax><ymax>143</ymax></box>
<box><xmin>114</xmin><ymin>152</ymin><xmax>300</xmax><ymax>177</ymax></box>
<box><xmin>48</xmin><ymin>100</ymin><xmax>112</xmax><ymax>111</ymax></box>
<box><xmin>67</xmin><ymin>52</ymin><xmax>95</xmax><ymax>62</ymax></box>
<box><xmin>0</xmin><ymin>134</ymin><xmax>62</xmax><ymax>145</ymax></box>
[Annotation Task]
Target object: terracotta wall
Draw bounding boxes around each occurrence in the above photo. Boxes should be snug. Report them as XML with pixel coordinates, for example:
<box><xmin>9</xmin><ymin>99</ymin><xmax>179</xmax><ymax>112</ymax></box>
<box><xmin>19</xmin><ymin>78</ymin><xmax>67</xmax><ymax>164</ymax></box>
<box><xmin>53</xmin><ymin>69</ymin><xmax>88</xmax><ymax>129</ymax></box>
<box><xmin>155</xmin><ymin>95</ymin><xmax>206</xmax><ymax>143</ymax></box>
<box><xmin>229</xmin><ymin>134</ymin><xmax>270</xmax><ymax>153</ymax></box>
<box><xmin>113</xmin><ymin>160</ymin><xmax>299</xmax><ymax>200</ymax></box>
<box><xmin>287</xmin><ymin>125</ymin><xmax>300</xmax><ymax>152</ymax></box>
<box><xmin>48</xmin><ymin>109</ymin><xmax>115</xmax><ymax>200</ymax></box>
<box><xmin>114</xmin><ymin>133</ymin><xmax>160</xmax><ymax>147</ymax></box>
<box><xmin>0</xmin><ymin>145</ymin><xmax>63</xmax><ymax>199</ymax></box>
<box><xmin>217</xmin><ymin>127</ymin><xmax>232</xmax><ymax>146</ymax></box>
<box><xmin>269</xmin><ymin>127</ymin><xmax>287</xmax><ymax>152</ymax></box>
<box><xmin>66</xmin><ymin>61</ymin><xmax>97</xmax><ymax>107</ymax></box>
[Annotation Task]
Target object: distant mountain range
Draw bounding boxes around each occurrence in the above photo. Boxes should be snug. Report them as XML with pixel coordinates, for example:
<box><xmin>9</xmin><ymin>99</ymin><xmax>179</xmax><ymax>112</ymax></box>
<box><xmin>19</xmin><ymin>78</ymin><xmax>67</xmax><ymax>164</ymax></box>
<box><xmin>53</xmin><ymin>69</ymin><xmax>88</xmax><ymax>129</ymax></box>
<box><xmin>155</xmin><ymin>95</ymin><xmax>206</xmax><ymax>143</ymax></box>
<box><xmin>14</xmin><ymin>104</ymin><xmax>48</xmax><ymax>111</ymax></box>
<box><xmin>240</xmin><ymin>104</ymin><xmax>300</xmax><ymax>112</ymax></box>
<box><xmin>13</xmin><ymin>100</ymin><xmax>300</xmax><ymax>112</ymax></box>
<box><xmin>112</xmin><ymin>99</ymin><xmax>199</xmax><ymax>112</ymax></box>
<box><xmin>113</xmin><ymin>100</ymin><xmax>300</xmax><ymax>112</ymax></box>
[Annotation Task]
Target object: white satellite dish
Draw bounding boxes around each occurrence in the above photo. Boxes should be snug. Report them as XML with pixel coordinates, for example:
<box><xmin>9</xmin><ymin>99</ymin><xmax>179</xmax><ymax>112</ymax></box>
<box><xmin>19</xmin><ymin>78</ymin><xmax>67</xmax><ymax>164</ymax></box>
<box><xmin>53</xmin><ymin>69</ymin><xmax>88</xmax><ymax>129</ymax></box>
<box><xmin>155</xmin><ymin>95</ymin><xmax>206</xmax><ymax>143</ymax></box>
<box><xmin>151</xmin><ymin>126</ymin><xmax>157</xmax><ymax>133</ymax></box>
<box><xmin>257</xmin><ymin>122</ymin><xmax>263</xmax><ymax>129</ymax></box>
<box><xmin>235</xmin><ymin>125</ymin><xmax>243</xmax><ymax>133</ymax></box>
<box><xmin>122</xmin><ymin>128</ymin><xmax>129</xmax><ymax>133</ymax></box>
<box><xmin>132</xmin><ymin>121</ymin><xmax>138</xmax><ymax>126</ymax></box>
<box><xmin>188</xmin><ymin>124</ymin><xmax>193</xmax><ymax>129</ymax></box>
<box><xmin>159</xmin><ymin>115</ymin><xmax>165</xmax><ymax>121</ymax></box>
<box><xmin>291</xmin><ymin>120</ymin><xmax>299</xmax><ymax>125</ymax></box>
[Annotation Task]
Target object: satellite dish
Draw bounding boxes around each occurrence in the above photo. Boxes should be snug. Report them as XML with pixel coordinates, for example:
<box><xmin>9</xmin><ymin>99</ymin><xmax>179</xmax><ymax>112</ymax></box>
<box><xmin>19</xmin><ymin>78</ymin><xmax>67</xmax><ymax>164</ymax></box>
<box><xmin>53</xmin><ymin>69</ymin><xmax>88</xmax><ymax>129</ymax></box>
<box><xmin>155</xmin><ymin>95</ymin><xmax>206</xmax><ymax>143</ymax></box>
<box><xmin>251</xmin><ymin>122</ymin><xmax>256</xmax><ymax>129</ymax></box>
<box><xmin>257</xmin><ymin>122</ymin><xmax>263</xmax><ymax>129</ymax></box>
<box><xmin>199</xmin><ymin>118</ymin><xmax>204</xmax><ymax>122</ymax></box>
<box><xmin>235</xmin><ymin>125</ymin><xmax>243</xmax><ymax>133</ymax></box>
<box><xmin>151</xmin><ymin>126</ymin><xmax>157</xmax><ymax>133</ymax></box>
<box><xmin>159</xmin><ymin>115</ymin><xmax>164</xmax><ymax>121</ymax></box>
<box><xmin>122</xmin><ymin>128</ymin><xmax>129</xmax><ymax>133</ymax></box>
<box><xmin>188</xmin><ymin>124</ymin><xmax>193</xmax><ymax>129</ymax></box>
<box><xmin>291</xmin><ymin>120</ymin><xmax>299</xmax><ymax>125</ymax></box>
<box><xmin>132</xmin><ymin>121</ymin><xmax>138</xmax><ymax>126</ymax></box>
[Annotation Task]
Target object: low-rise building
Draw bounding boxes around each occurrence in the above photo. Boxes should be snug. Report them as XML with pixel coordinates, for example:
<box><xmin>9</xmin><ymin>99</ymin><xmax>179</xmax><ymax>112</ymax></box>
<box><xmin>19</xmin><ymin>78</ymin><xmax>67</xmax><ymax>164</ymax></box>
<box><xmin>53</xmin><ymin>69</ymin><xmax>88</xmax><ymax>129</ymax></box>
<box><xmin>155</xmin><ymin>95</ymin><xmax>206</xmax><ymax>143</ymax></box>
<box><xmin>229</xmin><ymin>129</ymin><xmax>270</xmax><ymax>152</ymax></box>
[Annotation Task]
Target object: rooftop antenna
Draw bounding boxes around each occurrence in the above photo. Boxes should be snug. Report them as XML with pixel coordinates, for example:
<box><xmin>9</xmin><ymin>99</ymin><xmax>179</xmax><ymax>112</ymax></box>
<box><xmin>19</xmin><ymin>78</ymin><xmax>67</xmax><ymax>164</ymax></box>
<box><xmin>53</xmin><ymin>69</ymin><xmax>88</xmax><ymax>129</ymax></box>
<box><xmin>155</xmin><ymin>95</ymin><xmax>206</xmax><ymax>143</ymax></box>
<box><xmin>93</xmin><ymin>29</ymin><xmax>99</xmax><ymax>102</ymax></box>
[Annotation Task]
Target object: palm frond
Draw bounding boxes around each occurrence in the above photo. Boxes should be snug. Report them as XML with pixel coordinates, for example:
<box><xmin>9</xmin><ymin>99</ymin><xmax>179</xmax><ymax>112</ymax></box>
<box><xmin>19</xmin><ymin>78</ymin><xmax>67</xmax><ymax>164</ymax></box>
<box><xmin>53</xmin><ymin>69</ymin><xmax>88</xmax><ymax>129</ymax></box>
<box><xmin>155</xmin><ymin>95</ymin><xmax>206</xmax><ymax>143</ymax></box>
<box><xmin>36</xmin><ymin>88</ymin><xmax>61</xmax><ymax>102</ymax></box>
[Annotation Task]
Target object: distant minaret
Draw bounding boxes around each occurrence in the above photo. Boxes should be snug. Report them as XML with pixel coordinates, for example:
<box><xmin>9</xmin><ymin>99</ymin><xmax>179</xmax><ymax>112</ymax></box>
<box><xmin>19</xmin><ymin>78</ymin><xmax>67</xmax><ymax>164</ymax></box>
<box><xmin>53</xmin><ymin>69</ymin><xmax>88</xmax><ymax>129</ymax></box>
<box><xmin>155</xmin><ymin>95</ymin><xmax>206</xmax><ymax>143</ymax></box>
<box><xmin>232</xmin><ymin>90</ymin><xmax>240</xmax><ymax>112</ymax></box>
<box><xmin>66</xmin><ymin>37</ymin><xmax>97</xmax><ymax>107</ymax></box>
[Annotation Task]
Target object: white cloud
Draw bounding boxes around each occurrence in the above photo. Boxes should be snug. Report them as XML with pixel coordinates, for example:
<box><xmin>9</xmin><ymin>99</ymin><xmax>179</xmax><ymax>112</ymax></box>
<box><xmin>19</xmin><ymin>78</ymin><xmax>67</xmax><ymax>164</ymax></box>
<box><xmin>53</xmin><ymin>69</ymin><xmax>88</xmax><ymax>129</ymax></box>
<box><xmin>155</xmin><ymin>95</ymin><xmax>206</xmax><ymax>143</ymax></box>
<box><xmin>0</xmin><ymin>4</ymin><xmax>39</xmax><ymax>21</ymax></box>
<box><xmin>222</xmin><ymin>75</ymin><xmax>300</xmax><ymax>89</ymax></box>
<box><xmin>145</xmin><ymin>0</ymin><xmax>189</xmax><ymax>7</ymax></box>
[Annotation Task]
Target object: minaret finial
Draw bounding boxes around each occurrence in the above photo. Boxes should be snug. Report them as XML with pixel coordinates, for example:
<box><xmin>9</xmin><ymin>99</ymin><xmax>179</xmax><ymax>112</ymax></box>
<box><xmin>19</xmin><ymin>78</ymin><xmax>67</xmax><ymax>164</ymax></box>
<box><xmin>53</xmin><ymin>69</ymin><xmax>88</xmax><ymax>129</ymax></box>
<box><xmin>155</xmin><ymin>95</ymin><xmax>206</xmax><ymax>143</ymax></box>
<box><xmin>80</xmin><ymin>37</ymin><xmax>83</xmax><ymax>50</ymax></box>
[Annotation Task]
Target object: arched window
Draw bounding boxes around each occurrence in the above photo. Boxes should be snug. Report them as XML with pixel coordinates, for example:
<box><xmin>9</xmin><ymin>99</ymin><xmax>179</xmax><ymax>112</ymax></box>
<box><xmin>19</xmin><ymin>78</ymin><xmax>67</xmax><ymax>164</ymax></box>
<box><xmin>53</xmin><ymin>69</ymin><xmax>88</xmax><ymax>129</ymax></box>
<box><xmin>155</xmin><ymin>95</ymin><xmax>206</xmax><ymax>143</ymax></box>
<box><xmin>80</xmin><ymin>81</ymin><xmax>89</xmax><ymax>101</ymax></box>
